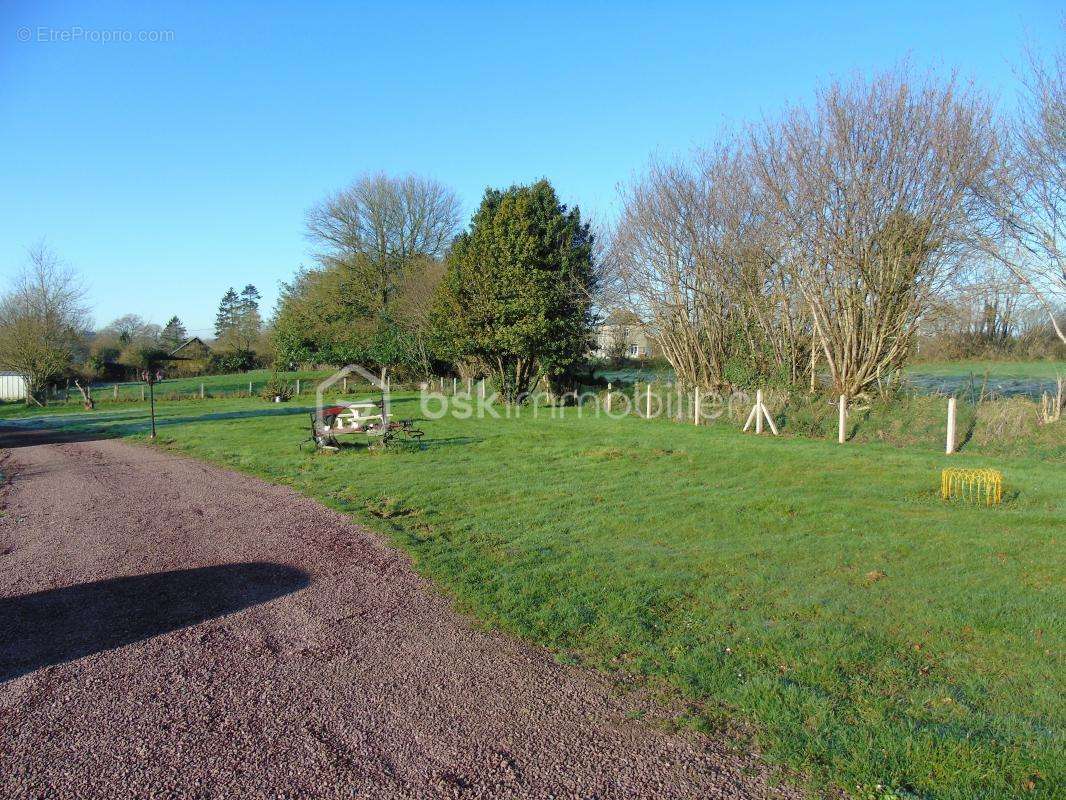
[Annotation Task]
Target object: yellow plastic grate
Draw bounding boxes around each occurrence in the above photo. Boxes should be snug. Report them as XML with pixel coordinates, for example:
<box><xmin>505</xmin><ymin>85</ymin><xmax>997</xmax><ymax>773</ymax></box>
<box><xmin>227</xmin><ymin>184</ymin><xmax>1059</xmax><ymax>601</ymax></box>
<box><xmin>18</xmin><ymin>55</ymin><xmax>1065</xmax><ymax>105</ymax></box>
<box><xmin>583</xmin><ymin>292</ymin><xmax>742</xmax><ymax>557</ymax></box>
<box><xmin>941</xmin><ymin>468</ymin><xmax>1003</xmax><ymax>506</ymax></box>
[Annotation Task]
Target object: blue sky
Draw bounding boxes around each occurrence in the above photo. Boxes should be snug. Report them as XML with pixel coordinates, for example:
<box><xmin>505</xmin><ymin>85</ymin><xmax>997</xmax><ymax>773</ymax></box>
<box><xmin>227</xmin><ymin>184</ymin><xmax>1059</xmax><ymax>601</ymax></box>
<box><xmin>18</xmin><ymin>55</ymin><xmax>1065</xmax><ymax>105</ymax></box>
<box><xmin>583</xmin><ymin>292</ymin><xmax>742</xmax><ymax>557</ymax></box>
<box><xmin>1</xmin><ymin>1</ymin><xmax>1062</xmax><ymax>335</ymax></box>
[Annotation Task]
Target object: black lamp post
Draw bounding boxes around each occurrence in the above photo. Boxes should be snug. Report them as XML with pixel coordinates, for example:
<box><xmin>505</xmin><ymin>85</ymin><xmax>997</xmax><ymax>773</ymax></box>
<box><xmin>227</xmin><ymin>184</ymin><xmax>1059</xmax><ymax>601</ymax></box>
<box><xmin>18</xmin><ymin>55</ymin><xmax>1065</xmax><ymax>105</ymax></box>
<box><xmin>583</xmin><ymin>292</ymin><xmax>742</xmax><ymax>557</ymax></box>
<box><xmin>140</xmin><ymin>366</ymin><xmax>163</xmax><ymax>439</ymax></box>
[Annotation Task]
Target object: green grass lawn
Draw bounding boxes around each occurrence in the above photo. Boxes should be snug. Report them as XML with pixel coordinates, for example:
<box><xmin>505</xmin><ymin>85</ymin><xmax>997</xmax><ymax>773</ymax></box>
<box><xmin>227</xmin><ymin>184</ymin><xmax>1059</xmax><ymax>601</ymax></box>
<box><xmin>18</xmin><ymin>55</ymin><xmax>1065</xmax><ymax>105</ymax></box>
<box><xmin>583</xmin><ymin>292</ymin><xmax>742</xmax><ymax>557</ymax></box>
<box><xmin>2</xmin><ymin>394</ymin><xmax>1063</xmax><ymax>799</ymax></box>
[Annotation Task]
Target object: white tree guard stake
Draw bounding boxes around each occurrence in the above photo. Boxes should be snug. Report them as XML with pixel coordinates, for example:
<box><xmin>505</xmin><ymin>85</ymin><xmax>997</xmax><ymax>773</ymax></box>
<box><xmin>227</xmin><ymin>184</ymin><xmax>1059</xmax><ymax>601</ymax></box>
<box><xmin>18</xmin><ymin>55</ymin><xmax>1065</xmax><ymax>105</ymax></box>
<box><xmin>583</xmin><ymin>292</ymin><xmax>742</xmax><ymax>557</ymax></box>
<box><xmin>440</xmin><ymin>376</ymin><xmax>445</xmax><ymax>392</ymax></box>
<box><xmin>838</xmin><ymin>395</ymin><xmax>847</xmax><ymax>444</ymax></box>
<box><xmin>248</xmin><ymin>381</ymin><xmax>252</xmax><ymax>394</ymax></box>
<box><xmin>946</xmin><ymin>397</ymin><xmax>957</xmax><ymax>454</ymax></box>
<box><xmin>693</xmin><ymin>386</ymin><xmax>701</xmax><ymax>425</ymax></box>
<box><xmin>200</xmin><ymin>383</ymin><xmax>205</xmax><ymax>399</ymax></box>
<box><xmin>645</xmin><ymin>383</ymin><xmax>652</xmax><ymax>418</ymax></box>
<box><xmin>467</xmin><ymin>377</ymin><xmax>472</xmax><ymax>395</ymax></box>
<box><xmin>743</xmin><ymin>389</ymin><xmax>778</xmax><ymax>435</ymax></box>
<box><xmin>452</xmin><ymin>377</ymin><xmax>457</xmax><ymax>394</ymax></box>
<box><xmin>606</xmin><ymin>382</ymin><xmax>612</xmax><ymax>414</ymax></box>
<box><xmin>113</xmin><ymin>384</ymin><xmax>118</xmax><ymax>399</ymax></box>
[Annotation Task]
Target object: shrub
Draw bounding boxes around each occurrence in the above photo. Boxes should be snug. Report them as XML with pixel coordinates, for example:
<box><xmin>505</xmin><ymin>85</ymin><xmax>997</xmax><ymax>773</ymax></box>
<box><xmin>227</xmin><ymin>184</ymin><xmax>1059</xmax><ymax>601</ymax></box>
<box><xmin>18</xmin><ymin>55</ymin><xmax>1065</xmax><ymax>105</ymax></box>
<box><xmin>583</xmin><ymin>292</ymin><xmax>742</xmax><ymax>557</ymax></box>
<box><xmin>259</xmin><ymin>370</ymin><xmax>294</xmax><ymax>402</ymax></box>
<box><xmin>208</xmin><ymin>348</ymin><xmax>259</xmax><ymax>374</ymax></box>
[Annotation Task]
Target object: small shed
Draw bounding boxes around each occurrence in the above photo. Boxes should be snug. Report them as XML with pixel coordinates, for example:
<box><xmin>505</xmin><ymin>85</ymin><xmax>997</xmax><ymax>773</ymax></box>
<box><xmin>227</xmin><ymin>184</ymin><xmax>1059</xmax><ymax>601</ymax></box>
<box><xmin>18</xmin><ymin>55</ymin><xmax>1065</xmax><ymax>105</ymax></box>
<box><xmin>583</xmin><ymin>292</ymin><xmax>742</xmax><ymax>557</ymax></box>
<box><xmin>167</xmin><ymin>337</ymin><xmax>213</xmax><ymax>376</ymax></box>
<box><xmin>0</xmin><ymin>372</ymin><xmax>27</xmax><ymax>401</ymax></box>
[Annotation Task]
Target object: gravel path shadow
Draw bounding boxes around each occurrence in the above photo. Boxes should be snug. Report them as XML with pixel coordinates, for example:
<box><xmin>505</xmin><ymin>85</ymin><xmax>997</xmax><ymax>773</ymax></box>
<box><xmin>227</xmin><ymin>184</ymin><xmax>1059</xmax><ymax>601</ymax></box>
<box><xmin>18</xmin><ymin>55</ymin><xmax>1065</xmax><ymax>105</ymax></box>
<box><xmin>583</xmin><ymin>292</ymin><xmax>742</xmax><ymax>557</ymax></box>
<box><xmin>0</xmin><ymin>435</ymin><xmax>802</xmax><ymax>799</ymax></box>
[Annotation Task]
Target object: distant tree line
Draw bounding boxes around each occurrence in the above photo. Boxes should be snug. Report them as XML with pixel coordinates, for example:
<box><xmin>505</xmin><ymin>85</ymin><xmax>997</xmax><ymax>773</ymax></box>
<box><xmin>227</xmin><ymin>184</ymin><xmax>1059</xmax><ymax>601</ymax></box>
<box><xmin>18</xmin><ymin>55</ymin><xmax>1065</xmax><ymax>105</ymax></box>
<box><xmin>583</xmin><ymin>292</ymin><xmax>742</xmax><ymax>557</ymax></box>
<box><xmin>2</xmin><ymin>47</ymin><xmax>1062</xmax><ymax>406</ymax></box>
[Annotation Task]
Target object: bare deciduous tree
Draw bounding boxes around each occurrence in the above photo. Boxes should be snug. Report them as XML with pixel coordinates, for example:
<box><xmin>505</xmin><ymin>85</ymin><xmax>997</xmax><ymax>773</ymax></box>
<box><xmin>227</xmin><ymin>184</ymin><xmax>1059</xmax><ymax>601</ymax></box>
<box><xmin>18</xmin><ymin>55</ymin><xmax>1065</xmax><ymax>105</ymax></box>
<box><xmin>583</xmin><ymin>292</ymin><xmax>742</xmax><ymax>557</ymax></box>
<box><xmin>612</xmin><ymin>158</ymin><xmax>726</xmax><ymax>390</ymax></box>
<box><xmin>981</xmin><ymin>48</ymin><xmax>1066</xmax><ymax>343</ymax></box>
<box><xmin>751</xmin><ymin>70</ymin><xmax>998</xmax><ymax>397</ymax></box>
<box><xmin>305</xmin><ymin>173</ymin><xmax>461</xmax><ymax>313</ymax></box>
<box><xmin>611</xmin><ymin>143</ymin><xmax>806</xmax><ymax>390</ymax></box>
<box><xmin>0</xmin><ymin>243</ymin><xmax>90</xmax><ymax>405</ymax></box>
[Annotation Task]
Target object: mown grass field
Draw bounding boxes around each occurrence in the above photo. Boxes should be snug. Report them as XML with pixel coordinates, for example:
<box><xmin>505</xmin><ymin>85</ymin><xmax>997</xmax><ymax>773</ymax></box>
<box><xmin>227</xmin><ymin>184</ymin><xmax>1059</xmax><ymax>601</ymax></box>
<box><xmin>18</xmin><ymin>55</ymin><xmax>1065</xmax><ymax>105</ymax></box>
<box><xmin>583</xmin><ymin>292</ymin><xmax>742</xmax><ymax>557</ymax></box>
<box><xmin>2</xmin><ymin>392</ymin><xmax>1063</xmax><ymax>799</ymax></box>
<box><xmin>907</xmin><ymin>360</ymin><xmax>1065</xmax><ymax>379</ymax></box>
<box><xmin>74</xmin><ymin>368</ymin><xmax>335</xmax><ymax>401</ymax></box>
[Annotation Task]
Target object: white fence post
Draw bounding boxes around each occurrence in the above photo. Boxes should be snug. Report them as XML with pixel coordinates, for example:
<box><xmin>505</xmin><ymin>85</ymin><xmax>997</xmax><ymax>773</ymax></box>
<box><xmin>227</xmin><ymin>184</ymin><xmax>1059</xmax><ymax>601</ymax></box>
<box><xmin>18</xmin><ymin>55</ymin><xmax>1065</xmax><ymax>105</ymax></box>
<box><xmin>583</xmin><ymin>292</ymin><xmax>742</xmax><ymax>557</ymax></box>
<box><xmin>694</xmin><ymin>386</ymin><xmax>701</xmax><ymax>425</ymax></box>
<box><xmin>295</xmin><ymin>379</ymin><xmax>300</xmax><ymax>395</ymax></box>
<box><xmin>755</xmin><ymin>389</ymin><xmax>764</xmax><ymax>434</ymax></box>
<box><xmin>838</xmin><ymin>395</ymin><xmax>846</xmax><ymax>444</ymax></box>
<box><xmin>606</xmin><ymin>382</ymin><xmax>612</xmax><ymax>414</ymax></box>
<box><xmin>200</xmin><ymin>383</ymin><xmax>205</xmax><ymax>399</ymax></box>
<box><xmin>452</xmin><ymin>377</ymin><xmax>457</xmax><ymax>394</ymax></box>
<box><xmin>645</xmin><ymin>383</ymin><xmax>652</xmax><ymax>418</ymax></box>
<box><xmin>946</xmin><ymin>397</ymin><xmax>957</xmax><ymax>454</ymax></box>
<box><xmin>113</xmin><ymin>384</ymin><xmax>118</xmax><ymax>400</ymax></box>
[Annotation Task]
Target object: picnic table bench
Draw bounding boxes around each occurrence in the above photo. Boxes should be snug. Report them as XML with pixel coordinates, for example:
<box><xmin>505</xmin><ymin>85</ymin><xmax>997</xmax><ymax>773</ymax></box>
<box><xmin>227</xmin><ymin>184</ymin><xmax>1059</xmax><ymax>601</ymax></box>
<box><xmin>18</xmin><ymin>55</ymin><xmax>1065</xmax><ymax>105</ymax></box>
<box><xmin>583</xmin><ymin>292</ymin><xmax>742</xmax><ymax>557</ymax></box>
<box><xmin>309</xmin><ymin>400</ymin><xmax>422</xmax><ymax>450</ymax></box>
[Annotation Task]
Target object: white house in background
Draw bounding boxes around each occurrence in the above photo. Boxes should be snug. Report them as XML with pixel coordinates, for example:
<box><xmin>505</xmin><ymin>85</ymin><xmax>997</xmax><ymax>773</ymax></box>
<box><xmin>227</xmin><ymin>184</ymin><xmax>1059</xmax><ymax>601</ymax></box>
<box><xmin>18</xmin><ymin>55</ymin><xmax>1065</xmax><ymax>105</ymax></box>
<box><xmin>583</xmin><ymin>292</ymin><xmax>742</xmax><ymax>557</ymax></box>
<box><xmin>592</xmin><ymin>312</ymin><xmax>653</xmax><ymax>359</ymax></box>
<box><xmin>0</xmin><ymin>372</ymin><xmax>27</xmax><ymax>401</ymax></box>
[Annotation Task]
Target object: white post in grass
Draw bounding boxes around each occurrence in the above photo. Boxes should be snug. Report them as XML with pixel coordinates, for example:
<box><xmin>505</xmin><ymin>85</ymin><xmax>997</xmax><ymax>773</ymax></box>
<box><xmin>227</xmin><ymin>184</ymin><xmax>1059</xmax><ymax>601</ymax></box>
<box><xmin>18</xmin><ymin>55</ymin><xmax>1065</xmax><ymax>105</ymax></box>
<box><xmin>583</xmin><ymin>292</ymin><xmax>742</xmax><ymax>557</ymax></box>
<box><xmin>113</xmin><ymin>384</ymin><xmax>118</xmax><ymax>400</ymax></box>
<box><xmin>762</xmin><ymin>393</ymin><xmax>778</xmax><ymax>435</ymax></box>
<box><xmin>141</xmin><ymin>385</ymin><xmax>145</xmax><ymax>402</ymax></box>
<box><xmin>946</xmin><ymin>397</ymin><xmax>957</xmax><ymax>455</ymax></box>
<box><xmin>440</xmin><ymin>376</ymin><xmax>445</xmax><ymax>392</ymax></box>
<box><xmin>743</xmin><ymin>389</ymin><xmax>776</xmax><ymax>435</ymax></box>
<box><xmin>200</xmin><ymin>383</ymin><xmax>205</xmax><ymax>399</ymax></box>
<box><xmin>838</xmin><ymin>394</ymin><xmax>847</xmax><ymax>444</ymax></box>
<box><xmin>606</xmin><ymin>382</ymin><xmax>612</xmax><ymax>414</ymax></box>
<box><xmin>296</xmin><ymin>379</ymin><xmax>300</xmax><ymax>395</ymax></box>
<box><xmin>693</xmin><ymin>386</ymin><xmax>701</xmax><ymax>426</ymax></box>
<box><xmin>467</xmin><ymin>377</ymin><xmax>472</xmax><ymax>395</ymax></box>
<box><xmin>453</xmin><ymin>377</ymin><xmax>457</xmax><ymax>395</ymax></box>
<box><xmin>645</xmin><ymin>383</ymin><xmax>652</xmax><ymax>418</ymax></box>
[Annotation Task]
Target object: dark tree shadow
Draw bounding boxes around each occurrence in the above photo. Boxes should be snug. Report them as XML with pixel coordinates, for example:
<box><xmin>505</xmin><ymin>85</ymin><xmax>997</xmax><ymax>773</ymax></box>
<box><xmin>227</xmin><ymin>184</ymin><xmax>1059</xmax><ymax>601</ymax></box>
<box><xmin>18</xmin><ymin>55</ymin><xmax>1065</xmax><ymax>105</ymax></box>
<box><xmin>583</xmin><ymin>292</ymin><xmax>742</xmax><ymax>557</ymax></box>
<box><xmin>0</xmin><ymin>424</ymin><xmax>118</xmax><ymax>448</ymax></box>
<box><xmin>0</xmin><ymin>562</ymin><xmax>309</xmax><ymax>683</ymax></box>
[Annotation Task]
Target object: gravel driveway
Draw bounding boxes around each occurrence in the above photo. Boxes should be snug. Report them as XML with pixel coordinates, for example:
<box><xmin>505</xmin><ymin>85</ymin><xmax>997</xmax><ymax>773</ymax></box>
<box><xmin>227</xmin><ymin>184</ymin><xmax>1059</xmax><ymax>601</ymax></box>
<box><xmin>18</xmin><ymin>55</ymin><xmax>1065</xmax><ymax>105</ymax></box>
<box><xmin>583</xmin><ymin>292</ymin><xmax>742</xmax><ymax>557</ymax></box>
<box><xmin>0</xmin><ymin>431</ymin><xmax>799</xmax><ymax>799</ymax></box>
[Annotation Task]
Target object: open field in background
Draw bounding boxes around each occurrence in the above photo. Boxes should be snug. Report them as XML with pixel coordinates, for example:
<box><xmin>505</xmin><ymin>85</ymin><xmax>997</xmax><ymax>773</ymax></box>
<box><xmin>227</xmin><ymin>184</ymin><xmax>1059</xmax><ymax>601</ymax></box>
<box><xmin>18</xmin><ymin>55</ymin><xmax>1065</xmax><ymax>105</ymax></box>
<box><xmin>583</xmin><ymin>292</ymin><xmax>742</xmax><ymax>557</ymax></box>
<box><xmin>75</xmin><ymin>369</ymin><xmax>336</xmax><ymax>401</ymax></box>
<box><xmin>908</xmin><ymin>361</ymin><xmax>1066</xmax><ymax>379</ymax></box>
<box><xmin>904</xmin><ymin>360</ymin><xmax>1065</xmax><ymax>401</ymax></box>
<box><xmin>1</xmin><ymin>392</ymin><xmax>1062</xmax><ymax>799</ymax></box>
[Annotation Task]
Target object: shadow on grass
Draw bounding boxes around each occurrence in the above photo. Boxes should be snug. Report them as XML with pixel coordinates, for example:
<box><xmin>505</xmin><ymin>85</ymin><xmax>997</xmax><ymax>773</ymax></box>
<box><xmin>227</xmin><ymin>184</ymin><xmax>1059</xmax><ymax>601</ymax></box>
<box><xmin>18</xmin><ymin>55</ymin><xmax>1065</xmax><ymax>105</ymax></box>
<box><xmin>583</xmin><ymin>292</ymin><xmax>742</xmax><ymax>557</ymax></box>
<box><xmin>0</xmin><ymin>406</ymin><xmax>316</xmax><ymax>445</ymax></box>
<box><xmin>0</xmin><ymin>562</ymin><xmax>309</xmax><ymax>683</ymax></box>
<box><xmin>0</xmin><ymin>395</ymin><xmax>437</xmax><ymax>457</ymax></box>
